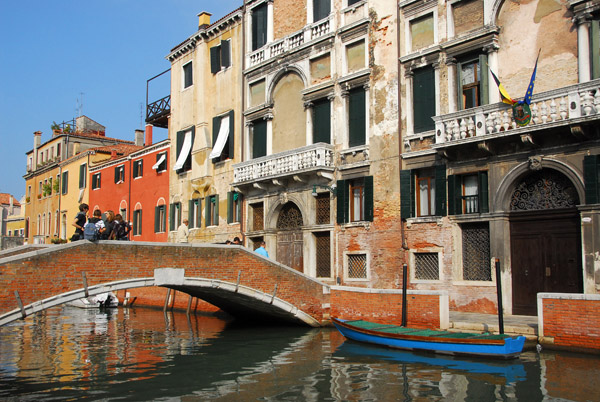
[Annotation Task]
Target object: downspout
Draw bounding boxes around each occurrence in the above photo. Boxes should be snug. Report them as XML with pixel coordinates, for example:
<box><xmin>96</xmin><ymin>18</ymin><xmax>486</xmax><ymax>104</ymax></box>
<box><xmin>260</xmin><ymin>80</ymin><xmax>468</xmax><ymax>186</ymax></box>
<box><xmin>397</xmin><ymin>2</ymin><xmax>408</xmax><ymax>252</ymax></box>
<box><xmin>128</xmin><ymin>155</ymin><xmax>132</xmax><ymax>223</ymax></box>
<box><xmin>240</xmin><ymin>2</ymin><xmax>247</xmax><ymax>243</ymax></box>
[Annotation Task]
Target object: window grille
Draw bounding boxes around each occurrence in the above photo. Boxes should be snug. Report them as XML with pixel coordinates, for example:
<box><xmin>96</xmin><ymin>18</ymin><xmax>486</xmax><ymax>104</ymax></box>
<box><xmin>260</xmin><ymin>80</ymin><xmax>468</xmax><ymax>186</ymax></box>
<box><xmin>462</xmin><ymin>222</ymin><xmax>491</xmax><ymax>281</ymax></box>
<box><xmin>316</xmin><ymin>194</ymin><xmax>330</xmax><ymax>225</ymax></box>
<box><xmin>315</xmin><ymin>232</ymin><xmax>330</xmax><ymax>278</ymax></box>
<box><xmin>252</xmin><ymin>203</ymin><xmax>264</xmax><ymax>231</ymax></box>
<box><xmin>348</xmin><ymin>254</ymin><xmax>367</xmax><ymax>279</ymax></box>
<box><xmin>415</xmin><ymin>253</ymin><xmax>439</xmax><ymax>280</ymax></box>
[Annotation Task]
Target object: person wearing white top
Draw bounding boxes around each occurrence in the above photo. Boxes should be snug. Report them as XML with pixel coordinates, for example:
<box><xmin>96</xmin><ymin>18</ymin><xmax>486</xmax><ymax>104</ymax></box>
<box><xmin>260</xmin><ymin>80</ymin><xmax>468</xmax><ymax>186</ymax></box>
<box><xmin>176</xmin><ymin>219</ymin><xmax>189</xmax><ymax>243</ymax></box>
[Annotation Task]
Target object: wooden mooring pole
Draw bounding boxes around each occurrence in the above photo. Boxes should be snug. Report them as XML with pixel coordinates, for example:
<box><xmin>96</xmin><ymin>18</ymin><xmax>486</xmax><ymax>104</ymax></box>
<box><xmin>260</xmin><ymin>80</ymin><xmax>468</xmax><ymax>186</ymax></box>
<box><xmin>402</xmin><ymin>263</ymin><xmax>408</xmax><ymax>327</ymax></box>
<box><xmin>495</xmin><ymin>258</ymin><xmax>505</xmax><ymax>335</ymax></box>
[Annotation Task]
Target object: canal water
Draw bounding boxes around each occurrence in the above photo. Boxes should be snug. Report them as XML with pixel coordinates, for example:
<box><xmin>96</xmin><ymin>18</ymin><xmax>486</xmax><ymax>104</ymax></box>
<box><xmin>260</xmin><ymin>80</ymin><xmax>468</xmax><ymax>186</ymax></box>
<box><xmin>1</xmin><ymin>306</ymin><xmax>599</xmax><ymax>401</ymax></box>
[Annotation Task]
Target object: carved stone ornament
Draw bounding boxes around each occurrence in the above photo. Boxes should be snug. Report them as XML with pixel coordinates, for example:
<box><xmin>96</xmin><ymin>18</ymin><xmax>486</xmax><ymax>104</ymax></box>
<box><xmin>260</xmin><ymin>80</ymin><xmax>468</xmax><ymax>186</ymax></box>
<box><xmin>528</xmin><ymin>156</ymin><xmax>543</xmax><ymax>171</ymax></box>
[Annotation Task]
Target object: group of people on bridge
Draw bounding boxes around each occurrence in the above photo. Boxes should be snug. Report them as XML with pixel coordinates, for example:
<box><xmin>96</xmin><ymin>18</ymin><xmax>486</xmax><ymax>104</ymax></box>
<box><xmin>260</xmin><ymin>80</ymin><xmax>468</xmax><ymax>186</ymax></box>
<box><xmin>71</xmin><ymin>203</ymin><xmax>131</xmax><ymax>242</ymax></box>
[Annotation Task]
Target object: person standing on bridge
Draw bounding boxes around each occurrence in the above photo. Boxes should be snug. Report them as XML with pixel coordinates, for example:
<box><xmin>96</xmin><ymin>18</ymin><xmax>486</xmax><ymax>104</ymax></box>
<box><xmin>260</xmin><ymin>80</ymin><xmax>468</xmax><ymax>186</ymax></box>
<box><xmin>255</xmin><ymin>241</ymin><xmax>269</xmax><ymax>258</ymax></box>
<box><xmin>177</xmin><ymin>219</ymin><xmax>189</xmax><ymax>243</ymax></box>
<box><xmin>71</xmin><ymin>203</ymin><xmax>89</xmax><ymax>241</ymax></box>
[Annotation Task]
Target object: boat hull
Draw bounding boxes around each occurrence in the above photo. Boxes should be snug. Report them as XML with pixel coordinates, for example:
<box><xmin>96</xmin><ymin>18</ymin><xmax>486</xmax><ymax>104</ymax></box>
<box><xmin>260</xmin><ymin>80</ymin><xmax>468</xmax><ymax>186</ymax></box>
<box><xmin>333</xmin><ymin>318</ymin><xmax>525</xmax><ymax>359</ymax></box>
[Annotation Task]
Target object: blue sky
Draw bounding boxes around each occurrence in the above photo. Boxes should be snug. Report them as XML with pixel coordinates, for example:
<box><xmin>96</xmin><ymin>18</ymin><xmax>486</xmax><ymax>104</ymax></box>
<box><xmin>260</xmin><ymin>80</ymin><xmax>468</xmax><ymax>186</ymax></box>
<box><xmin>0</xmin><ymin>0</ymin><xmax>242</xmax><ymax>199</ymax></box>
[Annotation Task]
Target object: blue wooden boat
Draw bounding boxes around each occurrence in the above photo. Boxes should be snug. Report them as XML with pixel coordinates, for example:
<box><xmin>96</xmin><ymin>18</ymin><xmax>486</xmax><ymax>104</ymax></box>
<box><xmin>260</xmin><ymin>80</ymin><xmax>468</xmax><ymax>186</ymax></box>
<box><xmin>332</xmin><ymin>318</ymin><xmax>526</xmax><ymax>359</ymax></box>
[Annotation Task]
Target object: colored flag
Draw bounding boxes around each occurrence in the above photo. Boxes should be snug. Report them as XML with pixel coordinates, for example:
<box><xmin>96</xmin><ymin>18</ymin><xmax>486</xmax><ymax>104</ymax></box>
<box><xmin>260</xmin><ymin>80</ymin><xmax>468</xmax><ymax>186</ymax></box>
<box><xmin>523</xmin><ymin>49</ymin><xmax>541</xmax><ymax>105</ymax></box>
<box><xmin>489</xmin><ymin>68</ymin><xmax>515</xmax><ymax>105</ymax></box>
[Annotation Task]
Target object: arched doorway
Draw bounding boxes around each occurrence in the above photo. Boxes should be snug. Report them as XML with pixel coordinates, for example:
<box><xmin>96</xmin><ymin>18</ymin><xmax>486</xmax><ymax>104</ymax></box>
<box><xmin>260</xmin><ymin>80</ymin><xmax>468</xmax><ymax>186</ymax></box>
<box><xmin>276</xmin><ymin>202</ymin><xmax>304</xmax><ymax>272</ymax></box>
<box><xmin>509</xmin><ymin>168</ymin><xmax>582</xmax><ymax>315</ymax></box>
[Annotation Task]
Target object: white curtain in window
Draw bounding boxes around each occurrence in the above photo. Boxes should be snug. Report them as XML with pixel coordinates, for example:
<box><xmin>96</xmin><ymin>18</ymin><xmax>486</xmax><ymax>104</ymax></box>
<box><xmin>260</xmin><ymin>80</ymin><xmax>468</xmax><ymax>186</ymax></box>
<box><xmin>464</xmin><ymin>175</ymin><xmax>478</xmax><ymax>213</ymax></box>
<box><xmin>152</xmin><ymin>154</ymin><xmax>166</xmax><ymax>170</ymax></box>
<box><xmin>209</xmin><ymin>115</ymin><xmax>230</xmax><ymax>159</ymax></box>
<box><xmin>173</xmin><ymin>130</ymin><xmax>193</xmax><ymax>170</ymax></box>
<box><xmin>352</xmin><ymin>188</ymin><xmax>362</xmax><ymax>221</ymax></box>
<box><xmin>419</xmin><ymin>179</ymin><xmax>435</xmax><ymax>216</ymax></box>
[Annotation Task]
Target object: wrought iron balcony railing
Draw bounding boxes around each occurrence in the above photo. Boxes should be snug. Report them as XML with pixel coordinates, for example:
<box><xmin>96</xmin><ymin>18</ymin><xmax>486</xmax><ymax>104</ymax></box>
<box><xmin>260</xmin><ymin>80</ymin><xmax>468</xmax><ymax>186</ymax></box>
<box><xmin>146</xmin><ymin>95</ymin><xmax>171</xmax><ymax>127</ymax></box>
<box><xmin>233</xmin><ymin>143</ymin><xmax>334</xmax><ymax>184</ymax></box>
<box><xmin>432</xmin><ymin>79</ymin><xmax>600</xmax><ymax>147</ymax></box>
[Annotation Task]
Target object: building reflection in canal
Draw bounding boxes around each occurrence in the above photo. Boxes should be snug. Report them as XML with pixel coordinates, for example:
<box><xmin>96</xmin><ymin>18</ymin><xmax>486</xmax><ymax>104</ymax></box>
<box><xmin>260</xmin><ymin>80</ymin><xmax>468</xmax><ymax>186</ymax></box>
<box><xmin>0</xmin><ymin>307</ymin><xmax>598</xmax><ymax>401</ymax></box>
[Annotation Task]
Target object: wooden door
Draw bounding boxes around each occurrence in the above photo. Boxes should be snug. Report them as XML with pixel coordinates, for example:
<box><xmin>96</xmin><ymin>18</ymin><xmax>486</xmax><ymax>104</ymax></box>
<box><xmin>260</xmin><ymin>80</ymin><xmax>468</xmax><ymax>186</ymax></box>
<box><xmin>277</xmin><ymin>231</ymin><xmax>303</xmax><ymax>272</ymax></box>
<box><xmin>510</xmin><ymin>210</ymin><xmax>582</xmax><ymax>315</ymax></box>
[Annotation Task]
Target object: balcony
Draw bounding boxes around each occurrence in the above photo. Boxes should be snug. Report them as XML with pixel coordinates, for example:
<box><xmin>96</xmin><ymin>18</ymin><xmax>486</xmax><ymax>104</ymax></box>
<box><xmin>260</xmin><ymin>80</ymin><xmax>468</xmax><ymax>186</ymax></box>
<box><xmin>146</xmin><ymin>95</ymin><xmax>171</xmax><ymax>128</ymax></box>
<box><xmin>233</xmin><ymin>143</ymin><xmax>334</xmax><ymax>187</ymax></box>
<box><xmin>432</xmin><ymin>79</ymin><xmax>600</xmax><ymax>156</ymax></box>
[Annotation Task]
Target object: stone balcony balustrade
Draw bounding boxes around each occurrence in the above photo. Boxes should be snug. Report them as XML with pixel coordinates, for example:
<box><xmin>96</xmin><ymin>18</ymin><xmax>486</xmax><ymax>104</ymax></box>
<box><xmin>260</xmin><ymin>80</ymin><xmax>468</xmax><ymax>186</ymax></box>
<box><xmin>432</xmin><ymin>79</ymin><xmax>600</xmax><ymax>149</ymax></box>
<box><xmin>233</xmin><ymin>143</ymin><xmax>334</xmax><ymax>186</ymax></box>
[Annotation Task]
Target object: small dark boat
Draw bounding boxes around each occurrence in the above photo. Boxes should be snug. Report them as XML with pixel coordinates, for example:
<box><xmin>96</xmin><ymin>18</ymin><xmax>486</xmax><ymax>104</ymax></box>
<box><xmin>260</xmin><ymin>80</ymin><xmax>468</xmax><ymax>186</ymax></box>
<box><xmin>332</xmin><ymin>318</ymin><xmax>526</xmax><ymax>359</ymax></box>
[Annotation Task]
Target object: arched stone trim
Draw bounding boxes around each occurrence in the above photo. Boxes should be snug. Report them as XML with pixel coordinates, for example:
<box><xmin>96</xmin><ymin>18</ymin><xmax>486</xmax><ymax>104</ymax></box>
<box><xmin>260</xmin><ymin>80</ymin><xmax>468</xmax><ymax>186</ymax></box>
<box><xmin>119</xmin><ymin>200</ymin><xmax>128</xmax><ymax>211</ymax></box>
<box><xmin>265</xmin><ymin>195</ymin><xmax>309</xmax><ymax>230</ymax></box>
<box><xmin>266</xmin><ymin>66</ymin><xmax>308</xmax><ymax>105</ymax></box>
<box><xmin>494</xmin><ymin>158</ymin><xmax>585</xmax><ymax>212</ymax></box>
<box><xmin>156</xmin><ymin>197</ymin><xmax>167</xmax><ymax>207</ymax></box>
<box><xmin>489</xmin><ymin>0</ymin><xmax>506</xmax><ymax>26</ymax></box>
<box><xmin>134</xmin><ymin>202</ymin><xmax>143</xmax><ymax>211</ymax></box>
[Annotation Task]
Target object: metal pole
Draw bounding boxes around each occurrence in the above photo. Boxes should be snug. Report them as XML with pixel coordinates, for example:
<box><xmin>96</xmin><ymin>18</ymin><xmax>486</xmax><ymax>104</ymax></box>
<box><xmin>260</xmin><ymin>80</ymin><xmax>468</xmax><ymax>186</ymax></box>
<box><xmin>495</xmin><ymin>258</ymin><xmax>504</xmax><ymax>334</ymax></box>
<box><xmin>402</xmin><ymin>263</ymin><xmax>408</xmax><ymax>327</ymax></box>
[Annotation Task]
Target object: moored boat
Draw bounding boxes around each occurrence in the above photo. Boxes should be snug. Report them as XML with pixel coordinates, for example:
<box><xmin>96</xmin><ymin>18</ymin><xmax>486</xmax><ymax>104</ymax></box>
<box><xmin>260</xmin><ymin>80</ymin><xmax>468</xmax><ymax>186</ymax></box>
<box><xmin>332</xmin><ymin>318</ymin><xmax>526</xmax><ymax>359</ymax></box>
<box><xmin>66</xmin><ymin>292</ymin><xmax>119</xmax><ymax>309</ymax></box>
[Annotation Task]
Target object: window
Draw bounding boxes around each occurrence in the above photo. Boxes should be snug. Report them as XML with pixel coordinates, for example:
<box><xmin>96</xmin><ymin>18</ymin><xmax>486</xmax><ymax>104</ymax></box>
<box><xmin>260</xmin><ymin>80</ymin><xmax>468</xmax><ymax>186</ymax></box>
<box><xmin>114</xmin><ymin>165</ymin><xmax>125</xmax><ymax>183</ymax></box>
<box><xmin>210</xmin><ymin>40</ymin><xmax>231</xmax><ymax>74</ymax></box>
<box><xmin>346</xmin><ymin>40</ymin><xmax>366</xmax><ymax>73</ymax></box>
<box><xmin>348</xmin><ymin>0</ymin><xmax>362</xmax><ymax>5</ymax></box>
<box><xmin>251</xmin><ymin>3</ymin><xmax>268</xmax><ymax>51</ymax></box>
<box><xmin>315</xmin><ymin>193</ymin><xmax>330</xmax><ymax>225</ymax></box>
<box><xmin>414</xmin><ymin>252</ymin><xmax>440</xmax><ymax>280</ymax></box>
<box><xmin>210</xmin><ymin>111</ymin><xmax>235</xmax><ymax>162</ymax></box>
<box><xmin>413</xmin><ymin>65</ymin><xmax>436</xmax><ymax>133</ymax></box>
<box><xmin>182</xmin><ymin>61</ymin><xmax>193</xmax><ymax>89</ymax></box>
<box><xmin>348</xmin><ymin>87</ymin><xmax>366</xmax><ymax>147</ymax></box>
<box><xmin>337</xmin><ymin>176</ymin><xmax>373</xmax><ymax>223</ymax></box>
<box><xmin>252</xmin><ymin>119</ymin><xmax>267</xmax><ymax>159</ymax></box>
<box><xmin>401</xmin><ymin>166</ymin><xmax>447</xmax><ymax>219</ymax></box>
<box><xmin>154</xmin><ymin>205</ymin><xmax>166</xmax><ymax>233</ymax></box>
<box><xmin>227</xmin><ymin>191</ymin><xmax>242</xmax><ymax>224</ymax></box>
<box><xmin>174</xmin><ymin>127</ymin><xmax>195</xmax><ymax>173</ymax></box>
<box><xmin>133</xmin><ymin>209</ymin><xmax>142</xmax><ymax>236</ymax></box>
<box><xmin>313</xmin><ymin>0</ymin><xmax>330</xmax><ymax>22</ymax></box>
<box><xmin>462</xmin><ymin>222</ymin><xmax>491</xmax><ymax>281</ymax></box>
<box><xmin>410</xmin><ymin>14</ymin><xmax>434</xmax><ymax>51</ymax></box>
<box><xmin>189</xmin><ymin>198</ymin><xmax>201</xmax><ymax>228</ymax></box>
<box><xmin>315</xmin><ymin>232</ymin><xmax>331</xmax><ymax>278</ymax></box>
<box><xmin>205</xmin><ymin>195</ymin><xmax>219</xmax><ymax>226</ymax></box>
<box><xmin>92</xmin><ymin>173</ymin><xmax>101</xmax><ymax>190</ymax></box>
<box><xmin>133</xmin><ymin>159</ymin><xmax>143</xmax><ymax>178</ymax></box>
<box><xmin>79</xmin><ymin>164</ymin><xmax>87</xmax><ymax>189</ymax></box>
<box><xmin>61</xmin><ymin>171</ymin><xmax>68</xmax><ymax>195</ymax></box>
<box><xmin>251</xmin><ymin>202</ymin><xmax>264</xmax><ymax>231</ymax></box>
<box><xmin>313</xmin><ymin>98</ymin><xmax>331</xmax><ymax>144</ymax></box>
<box><xmin>153</xmin><ymin>152</ymin><xmax>167</xmax><ymax>172</ymax></box>
<box><xmin>584</xmin><ymin>154</ymin><xmax>600</xmax><ymax>204</ymax></box>
<box><xmin>447</xmin><ymin>171</ymin><xmax>488</xmax><ymax>215</ymax></box>
<box><xmin>457</xmin><ymin>54</ymin><xmax>488</xmax><ymax>110</ymax></box>
<box><xmin>347</xmin><ymin>253</ymin><xmax>367</xmax><ymax>279</ymax></box>
<box><xmin>169</xmin><ymin>202</ymin><xmax>181</xmax><ymax>231</ymax></box>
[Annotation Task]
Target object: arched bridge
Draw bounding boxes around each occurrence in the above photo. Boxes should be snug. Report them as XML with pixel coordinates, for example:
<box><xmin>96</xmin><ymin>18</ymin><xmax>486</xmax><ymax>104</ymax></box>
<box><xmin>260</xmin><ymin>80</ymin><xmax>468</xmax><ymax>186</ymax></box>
<box><xmin>0</xmin><ymin>242</ymin><xmax>331</xmax><ymax>327</ymax></box>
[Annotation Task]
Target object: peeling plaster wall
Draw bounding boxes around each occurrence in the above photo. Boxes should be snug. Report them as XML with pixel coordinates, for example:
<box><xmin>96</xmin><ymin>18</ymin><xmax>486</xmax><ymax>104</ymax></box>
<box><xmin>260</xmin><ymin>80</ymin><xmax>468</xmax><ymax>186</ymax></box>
<box><xmin>272</xmin><ymin>73</ymin><xmax>306</xmax><ymax>154</ymax></box>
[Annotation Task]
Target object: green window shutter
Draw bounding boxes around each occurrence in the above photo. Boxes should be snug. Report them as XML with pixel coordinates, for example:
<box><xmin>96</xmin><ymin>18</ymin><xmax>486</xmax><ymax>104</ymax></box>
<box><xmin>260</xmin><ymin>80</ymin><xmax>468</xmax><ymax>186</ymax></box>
<box><xmin>348</xmin><ymin>88</ymin><xmax>366</xmax><ymax>147</ymax></box>
<box><xmin>205</xmin><ymin>197</ymin><xmax>211</xmax><ymax>226</ymax></box>
<box><xmin>364</xmin><ymin>176</ymin><xmax>374</xmax><ymax>221</ymax></box>
<box><xmin>138</xmin><ymin>160</ymin><xmax>143</xmax><ymax>177</ymax></box>
<box><xmin>155</xmin><ymin>206</ymin><xmax>160</xmax><ymax>233</ymax></box>
<box><xmin>479</xmin><ymin>54</ymin><xmax>489</xmax><ymax>105</ymax></box>
<box><xmin>478</xmin><ymin>171</ymin><xmax>489</xmax><ymax>213</ymax></box>
<box><xmin>133</xmin><ymin>161</ymin><xmax>138</xmax><ymax>178</ymax></box>
<box><xmin>447</xmin><ymin>174</ymin><xmax>456</xmax><ymax>215</ymax></box>
<box><xmin>435</xmin><ymin>164</ymin><xmax>447</xmax><ymax>216</ymax></box>
<box><xmin>413</xmin><ymin>66</ymin><xmax>436</xmax><ymax>133</ymax></box>
<box><xmin>592</xmin><ymin>21</ymin><xmax>600</xmax><ymax>79</ymax></box>
<box><xmin>79</xmin><ymin>164</ymin><xmax>86</xmax><ymax>188</ymax></box>
<box><xmin>252</xmin><ymin>120</ymin><xmax>267</xmax><ymax>158</ymax></box>
<box><xmin>228</xmin><ymin>110</ymin><xmax>235</xmax><ymax>159</ymax></box>
<box><xmin>584</xmin><ymin>155</ymin><xmax>599</xmax><ymax>204</ymax></box>
<box><xmin>252</xmin><ymin>3</ymin><xmax>267</xmax><ymax>51</ymax></box>
<box><xmin>313</xmin><ymin>98</ymin><xmax>331</xmax><ymax>144</ymax></box>
<box><xmin>188</xmin><ymin>200</ymin><xmax>194</xmax><ymax>227</ymax></box>
<box><xmin>400</xmin><ymin>170</ymin><xmax>412</xmax><ymax>220</ymax></box>
<box><xmin>210</xmin><ymin>46</ymin><xmax>221</xmax><ymax>74</ymax></box>
<box><xmin>236</xmin><ymin>193</ymin><xmax>242</xmax><ymax>223</ymax></box>
<box><xmin>227</xmin><ymin>192</ymin><xmax>233</xmax><ymax>223</ymax></box>
<box><xmin>456</xmin><ymin>61</ymin><xmax>463</xmax><ymax>110</ymax></box>
<box><xmin>169</xmin><ymin>203</ymin><xmax>175</xmax><ymax>231</ymax></box>
<box><xmin>336</xmin><ymin>179</ymin><xmax>348</xmax><ymax>224</ymax></box>
<box><xmin>62</xmin><ymin>171</ymin><xmax>68</xmax><ymax>194</ymax></box>
<box><xmin>133</xmin><ymin>211</ymin><xmax>138</xmax><ymax>236</ymax></box>
<box><xmin>176</xmin><ymin>130</ymin><xmax>184</xmax><ymax>160</ymax></box>
<box><xmin>212</xmin><ymin>116</ymin><xmax>221</xmax><ymax>163</ymax></box>
<box><xmin>214</xmin><ymin>195</ymin><xmax>219</xmax><ymax>226</ymax></box>
<box><xmin>221</xmin><ymin>40</ymin><xmax>231</xmax><ymax>68</ymax></box>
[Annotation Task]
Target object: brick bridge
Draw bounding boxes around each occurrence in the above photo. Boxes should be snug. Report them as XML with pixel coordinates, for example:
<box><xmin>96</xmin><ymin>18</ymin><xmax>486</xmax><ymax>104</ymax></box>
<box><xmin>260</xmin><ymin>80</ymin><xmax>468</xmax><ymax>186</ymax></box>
<box><xmin>0</xmin><ymin>242</ymin><xmax>331</xmax><ymax>327</ymax></box>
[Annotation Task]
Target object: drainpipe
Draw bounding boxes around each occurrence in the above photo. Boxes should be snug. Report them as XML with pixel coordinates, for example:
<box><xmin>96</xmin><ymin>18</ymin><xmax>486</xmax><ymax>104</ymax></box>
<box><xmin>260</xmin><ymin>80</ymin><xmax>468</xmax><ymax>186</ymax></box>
<box><xmin>240</xmin><ymin>2</ymin><xmax>247</xmax><ymax>243</ymax></box>
<box><xmin>397</xmin><ymin>2</ymin><xmax>408</xmax><ymax>253</ymax></box>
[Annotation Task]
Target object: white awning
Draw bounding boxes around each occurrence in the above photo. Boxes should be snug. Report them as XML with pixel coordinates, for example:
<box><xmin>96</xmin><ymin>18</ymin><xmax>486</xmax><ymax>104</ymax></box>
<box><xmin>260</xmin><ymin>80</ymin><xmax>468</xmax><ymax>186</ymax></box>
<box><xmin>152</xmin><ymin>154</ymin><xmax>166</xmax><ymax>170</ymax></box>
<box><xmin>173</xmin><ymin>130</ymin><xmax>193</xmax><ymax>171</ymax></box>
<box><xmin>208</xmin><ymin>115</ymin><xmax>230</xmax><ymax>160</ymax></box>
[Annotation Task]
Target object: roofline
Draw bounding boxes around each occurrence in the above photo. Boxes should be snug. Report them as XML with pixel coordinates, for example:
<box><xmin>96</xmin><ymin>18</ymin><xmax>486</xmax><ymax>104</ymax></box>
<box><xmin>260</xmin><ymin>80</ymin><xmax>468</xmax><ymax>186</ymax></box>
<box><xmin>25</xmin><ymin>132</ymin><xmax>135</xmax><ymax>155</ymax></box>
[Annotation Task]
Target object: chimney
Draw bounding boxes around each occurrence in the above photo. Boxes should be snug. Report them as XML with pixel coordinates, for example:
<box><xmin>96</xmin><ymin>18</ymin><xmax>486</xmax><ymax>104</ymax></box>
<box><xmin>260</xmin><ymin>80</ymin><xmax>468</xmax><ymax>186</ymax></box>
<box><xmin>33</xmin><ymin>131</ymin><xmax>42</xmax><ymax>170</ymax></box>
<box><xmin>111</xmin><ymin>150</ymin><xmax>118</xmax><ymax>159</ymax></box>
<box><xmin>145</xmin><ymin>124</ymin><xmax>153</xmax><ymax>147</ymax></box>
<box><xmin>198</xmin><ymin>11</ymin><xmax>212</xmax><ymax>30</ymax></box>
<box><xmin>135</xmin><ymin>129</ymin><xmax>144</xmax><ymax>146</ymax></box>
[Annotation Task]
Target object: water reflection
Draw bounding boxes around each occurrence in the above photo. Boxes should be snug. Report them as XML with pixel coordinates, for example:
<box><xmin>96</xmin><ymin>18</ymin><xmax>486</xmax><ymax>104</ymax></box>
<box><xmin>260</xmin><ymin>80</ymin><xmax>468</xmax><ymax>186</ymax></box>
<box><xmin>0</xmin><ymin>306</ymin><xmax>598</xmax><ymax>401</ymax></box>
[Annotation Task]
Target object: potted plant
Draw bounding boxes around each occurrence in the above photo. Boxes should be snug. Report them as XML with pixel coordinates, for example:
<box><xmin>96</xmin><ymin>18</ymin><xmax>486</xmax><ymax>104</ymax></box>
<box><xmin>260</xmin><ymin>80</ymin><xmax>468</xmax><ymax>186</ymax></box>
<box><xmin>53</xmin><ymin>180</ymin><xmax>59</xmax><ymax>194</ymax></box>
<box><xmin>26</xmin><ymin>196</ymin><xmax>30</xmax><ymax>203</ymax></box>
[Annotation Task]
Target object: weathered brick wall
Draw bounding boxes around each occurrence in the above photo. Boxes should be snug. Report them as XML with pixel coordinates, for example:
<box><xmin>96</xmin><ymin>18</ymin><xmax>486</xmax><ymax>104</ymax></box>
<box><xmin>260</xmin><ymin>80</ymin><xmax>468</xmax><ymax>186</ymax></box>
<box><xmin>330</xmin><ymin>286</ymin><xmax>448</xmax><ymax>329</ymax></box>
<box><xmin>0</xmin><ymin>241</ymin><xmax>328</xmax><ymax>323</ymax></box>
<box><xmin>273</xmin><ymin>0</ymin><xmax>306</xmax><ymax>41</ymax></box>
<box><xmin>540</xmin><ymin>294</ymin><xmax>600</xmax><ymax>351</ymax></box>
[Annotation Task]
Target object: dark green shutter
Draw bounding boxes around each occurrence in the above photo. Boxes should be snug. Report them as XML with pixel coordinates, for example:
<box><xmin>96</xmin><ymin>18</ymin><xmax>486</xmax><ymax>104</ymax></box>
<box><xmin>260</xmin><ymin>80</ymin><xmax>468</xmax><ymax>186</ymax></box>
<box><xmin>228</xmin><ymin>110</ymin><xmax>235</xmax><ymax>159</ymax></box>
<box><xmin>138</xmin><ymin>160</ymin><xmax>143</xmax><ymax>177</ymax></box>
<box><xmin>584</xmin><ymin>155</ymin><xmax>600</xmax><ymax>204</ymax></box>
<box><xmin>210</xmin><ymin>46</ymin><xmax>221</xmax><ymax>74</ymax></box>
<box><xmin>413</xmin><ymin>66</ymin><xmax>435</xmax><ymax>133</ymax></box>
<box><xmin>435</xmin><ymin>164</ymin><xmax>447</xmax><ymax>216</ymax></box>
<box><xmin>313</xmin><ymin>98</ymin><xmax>331</xmax><ymax>144</ymax></box>
<box><xmin>457</xmin><ymin>61</ymin><xmax>463</xmax><ymax>110</ymax></box>
<box><xmin>62</xmin><ymin>171</ymin><xmax>68</xmax><ymax>194</ymax></box>
<box><xmin>221</xmin><ymin>40</ymin><xmax>231</xmax><ymax>68</ymax></box>
<box><xmin>336</xmin><ymin>179</ymin><xmax>348</xmax><ymax>224</ymax></box>
<box><xmin>212</xmin><ymin>115</ymin><xmax>221</xmax><ymax>163</ymax></box>
<box><xmin>252</xmin><ymin>3</ymin><xmax>267</xmax><ymax>51</ymax></box>
<box><xmin>169</xmin><ymin>203</ymin><xmax>175</xmax><ymax>231</ymax></box>
<box><xmin>155</xmin><ymin>206</ymin><xmax>160</xmax><ymax>233</ymax></box>
<box><xmin>348</xmin><ymin>88</ymin><xmax>366</xmax><ymax>147</ymax></box>
<box><xmin>114</xmin><ymin>167</ymin><xmax>119</xmax><ymax>183</ymax></box>
<box><xmin>447</xmin><ymin>174</ymin><xmax>456</xmax><ymax>215</ymax></box>
<box><xmin>188</xmin><ymin>200</ymin><xmax>194</xmax><ymax>228</ymax></box>
<box><xmin>400</xmin><ymin>170</ymin><xmax>412</xmax><ymax>220</ymax></box>
<box><xmin>214</xmin><ymin>195</ymin><xmax>219</xmax><ymax>226</ymax></box>
<box><xmin>479</xmin><ymin>54</ymin><xmax>489</xmax><ymax>105</ymax></box>
<box><xmin>478</xmin><ymin>171</ymin><xmax>489</xmax><ymax>213</ymax></box>
<box><xmin>205</xmin><ymin>197</ymin><xmax>211</xmax><ymax>226</ymax></box>
<box><xmin>227</xmin><ymin>192</ymin><xmax>233</xmax><ymax>223</ymax></box>
<box><xmin>133</xmin><ymin>161</ymin><xmax>138</xmax><ymax>177</ymax></box>
<box><xmin>253</xmin><ymin>120</ymin><xmax>267</xmax><ymax>158</ymax></box>
<box><xmin>364</xmin><ymin>176</ymin><xmax>374</xmax><ymax>221</ymax></box>
<box><xmin>79</xmin><ymin>164</ymin><xmax>86</xmax><ymax>188</ymax></box>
